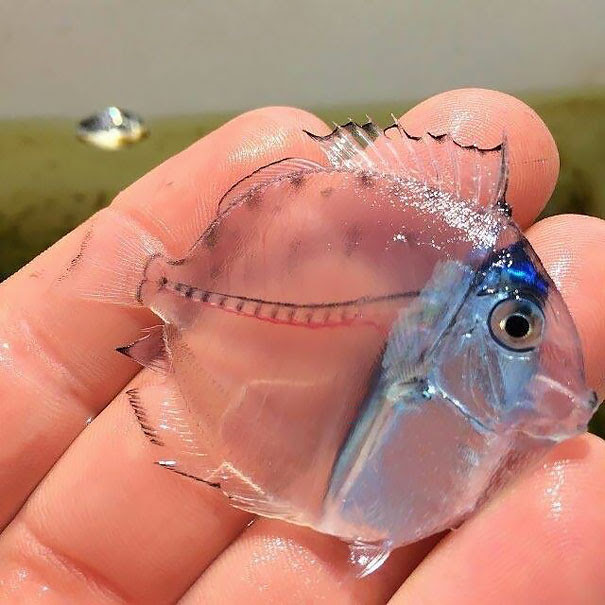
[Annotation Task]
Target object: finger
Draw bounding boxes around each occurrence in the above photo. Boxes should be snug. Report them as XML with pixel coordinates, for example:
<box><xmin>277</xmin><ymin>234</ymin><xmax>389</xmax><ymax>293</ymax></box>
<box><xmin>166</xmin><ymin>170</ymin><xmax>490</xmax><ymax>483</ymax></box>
<box><xmin>388</xmin><ymin>214</ymin><xmax>605</xmax><ymax>604</ymax></box>
<box><xmin>180</xmin><ymin>90</ymin><xmax>566</xmax><ymax>603</ymax></box>
<box><xmin>180</xmin><ymin>521</ymin><xmax>439</xmax><ymax>605</ymax></box>
<box><xmin>400</xmin><ymin>88</ymin><xmax>559</xmax><ymax>228</ymax></box>
<box><xmin>389</xmin><ymin>434</ymin><xmax>605</xmax><ymax>604</ymax></box>
<box><xmin>0</xmin><ymin>106</ymin><xmax>328</xmax><ymax>528</ymax></box>
<box><xmin>0</xmin><ymin>383</ymin><xmax>252</xmax><ymax>603</ymax></box>
<box><xmin>0</xmin><ymin>107</ymin><xmax>332</xmax><ymax>603</ymax></box>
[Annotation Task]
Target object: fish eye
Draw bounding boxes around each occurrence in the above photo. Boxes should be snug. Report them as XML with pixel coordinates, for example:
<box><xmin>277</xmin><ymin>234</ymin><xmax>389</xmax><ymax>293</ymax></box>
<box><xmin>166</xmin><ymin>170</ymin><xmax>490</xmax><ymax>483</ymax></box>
<box><xmin>488</xmin><ymin>297</ymin><xmax>544</xmax><ymax>351</ymax></box>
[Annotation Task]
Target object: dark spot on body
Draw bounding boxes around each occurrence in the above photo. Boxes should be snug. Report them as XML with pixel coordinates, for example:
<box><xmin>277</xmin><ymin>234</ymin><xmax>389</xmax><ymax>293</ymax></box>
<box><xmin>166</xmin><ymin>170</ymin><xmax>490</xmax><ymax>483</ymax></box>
<box><xmin>344</xmin><ymin>225</ymin><xmax>362</xmax><ymax>256</ymax></box>
<box><xmin>289</xmin><ymin>173</ymin><xmax>305</xmax><ymax>188</ymax></box>
<box><xmin>209</xmin><ymin>264</ymin><xmax>223</xmax><ymax>280</ymax></box>
<box><xmin>245</xmin><ymin>190</ymin><xmax>263</xmax><ymax>209</ymax></box>
<box><xmin>358</xmin><ymin>172</ymin><xmax>375</xmax><ymax>188</ymax></box>
<box><xmin>204</xmin><ymin>221</ymin><xmax>220</xmax><ymax>248</ymax></box>
<box><xmin>287</xmin><ymin>239</ymin><xmax>302</xmax><ymax>273</ymax></box>
<box><xmin>320</xmin><ymin>187</ymin><xmax>334</xmax><ymax>198</ymax></box>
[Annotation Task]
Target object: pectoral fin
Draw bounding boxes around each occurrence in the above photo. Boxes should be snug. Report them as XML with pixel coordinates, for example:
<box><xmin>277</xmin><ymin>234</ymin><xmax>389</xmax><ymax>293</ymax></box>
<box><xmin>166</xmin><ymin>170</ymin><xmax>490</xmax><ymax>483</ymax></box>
<box><xmin>117</xmin><ymin>325</ymin><xmax>169</xmax><ymax>373</ymax></box>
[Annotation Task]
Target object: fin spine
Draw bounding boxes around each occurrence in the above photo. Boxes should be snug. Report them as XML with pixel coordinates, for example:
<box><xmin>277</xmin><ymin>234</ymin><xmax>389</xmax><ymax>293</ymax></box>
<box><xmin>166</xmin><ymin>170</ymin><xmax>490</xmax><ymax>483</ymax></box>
<box><xmin>155</xmin><ymin>460</ymin><xmax>222</xmax><ymax>489</ymax></box>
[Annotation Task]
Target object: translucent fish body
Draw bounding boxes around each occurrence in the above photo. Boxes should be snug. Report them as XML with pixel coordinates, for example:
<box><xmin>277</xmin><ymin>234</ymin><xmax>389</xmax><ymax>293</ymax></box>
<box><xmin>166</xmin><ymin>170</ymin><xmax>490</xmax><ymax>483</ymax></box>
<box><xmin>76</xmin><ymin>120</ymin><xmax>597</xmax><ymax>575</ymax></box>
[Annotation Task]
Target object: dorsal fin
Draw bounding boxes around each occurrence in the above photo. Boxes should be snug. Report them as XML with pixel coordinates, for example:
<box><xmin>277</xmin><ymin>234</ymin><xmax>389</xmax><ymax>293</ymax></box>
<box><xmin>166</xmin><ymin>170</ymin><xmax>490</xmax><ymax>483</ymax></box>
<box><xmin>305</xmin><ymin>119</ymin><xmax>383</xmax><ymax>170</ymax></box>
<box><xmin>305</xmin><ymin>118</ymin><xmax>510</xmax><ymax>212</ymax></box>
<box><xmin>217</xmin><ymin>157</ymin><xmax>324</xmax><ymax>212</ymax></box>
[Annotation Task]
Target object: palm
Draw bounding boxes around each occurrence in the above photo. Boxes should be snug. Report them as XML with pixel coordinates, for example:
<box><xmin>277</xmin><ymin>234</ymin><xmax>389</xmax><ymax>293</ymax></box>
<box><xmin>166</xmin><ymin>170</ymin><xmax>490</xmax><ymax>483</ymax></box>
<box><xmin>0</xmin><ymin>89</ymin><xmax>603</xmax><ymax>604</ymax></box>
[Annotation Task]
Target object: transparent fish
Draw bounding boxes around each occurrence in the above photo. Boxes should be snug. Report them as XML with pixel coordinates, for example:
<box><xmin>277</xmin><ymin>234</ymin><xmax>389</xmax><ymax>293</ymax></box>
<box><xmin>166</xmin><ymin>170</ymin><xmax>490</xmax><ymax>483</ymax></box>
<box><xmin>72</xmin><ymin>119</ymin><xmax>598</xmax><ymax>576</ymax></box>
<box><xmin>76</xmin><ymin>106</ymin><xmax>148</xmax><ymax>150</ymax></box>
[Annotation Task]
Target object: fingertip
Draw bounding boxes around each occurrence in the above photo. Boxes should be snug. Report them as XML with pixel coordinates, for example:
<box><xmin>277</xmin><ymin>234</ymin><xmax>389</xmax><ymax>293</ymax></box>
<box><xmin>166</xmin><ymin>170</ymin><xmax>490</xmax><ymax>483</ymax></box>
<box><xmin>112</xmin><ymin>106</ymin><xmax>330</xmax><ymax>256</ymax></box>
<box><xmin>211</xmin><ymin>106</ymin><xmax>331</xmax><ymax>166</ymax></box>
<box><xmin>400</xmin><ymin>88</ymin><xmax>559</xmax><ymax>227</ymax></box>
<box><xmin>393</xmin><ymin>432</ymin><xmax>605</xmax><ymax>604</ymax></box>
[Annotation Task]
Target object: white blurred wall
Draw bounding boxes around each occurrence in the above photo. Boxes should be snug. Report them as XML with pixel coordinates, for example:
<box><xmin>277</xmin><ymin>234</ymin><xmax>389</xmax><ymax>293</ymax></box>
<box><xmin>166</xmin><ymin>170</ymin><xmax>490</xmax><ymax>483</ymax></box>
<box><xmin>1</xmin><ymin>0</ymin><xmax>604</xmax><ymax>118</ymax></box>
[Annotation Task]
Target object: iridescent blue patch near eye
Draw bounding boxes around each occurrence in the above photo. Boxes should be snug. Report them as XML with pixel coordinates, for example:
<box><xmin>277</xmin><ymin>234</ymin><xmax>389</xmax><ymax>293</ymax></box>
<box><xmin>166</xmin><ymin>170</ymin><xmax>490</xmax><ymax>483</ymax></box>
<box><xmin>476</xmin><ymin>241</ymin><xmax>549</xmax><ymax>300</ymax></box>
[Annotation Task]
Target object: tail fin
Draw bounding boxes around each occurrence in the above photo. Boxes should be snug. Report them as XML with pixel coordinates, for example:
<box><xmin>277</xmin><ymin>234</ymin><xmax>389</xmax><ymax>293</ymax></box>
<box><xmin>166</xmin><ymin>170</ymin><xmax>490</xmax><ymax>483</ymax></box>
<box><xmin>61</xmin><ymin>207</ymin><xmax>165</xmax><ymax>307</ymax></box>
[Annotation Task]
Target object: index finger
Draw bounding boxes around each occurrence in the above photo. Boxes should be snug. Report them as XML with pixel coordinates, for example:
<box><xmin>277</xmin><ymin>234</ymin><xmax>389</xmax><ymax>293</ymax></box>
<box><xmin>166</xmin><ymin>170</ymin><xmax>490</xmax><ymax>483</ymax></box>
<box><xmin>0</xmin><ymin>106</ymin><xmax>329</xmax><ymax>528</ymax></box>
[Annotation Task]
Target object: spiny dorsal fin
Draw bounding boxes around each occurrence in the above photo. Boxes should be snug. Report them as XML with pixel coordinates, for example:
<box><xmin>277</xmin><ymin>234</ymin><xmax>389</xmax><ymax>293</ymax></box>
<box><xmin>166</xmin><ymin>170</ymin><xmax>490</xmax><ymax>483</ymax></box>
<box><xmin>305</xmin><ymin>118</ymin><xmax>510</xmax><ymax>212</ymax></box>
<box><xmin>305</xmin><ymin>119</ymin><xmax>383</xmax><ymax>170</ymax></box>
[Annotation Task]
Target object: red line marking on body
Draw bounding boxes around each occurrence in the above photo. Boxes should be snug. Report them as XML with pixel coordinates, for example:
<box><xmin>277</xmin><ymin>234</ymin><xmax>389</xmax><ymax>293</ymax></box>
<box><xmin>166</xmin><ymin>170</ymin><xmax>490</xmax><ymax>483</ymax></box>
<box><xmin>167</xmin><ymin>281</ymin><xmax>386</xmax><ymax>332</ymax></box>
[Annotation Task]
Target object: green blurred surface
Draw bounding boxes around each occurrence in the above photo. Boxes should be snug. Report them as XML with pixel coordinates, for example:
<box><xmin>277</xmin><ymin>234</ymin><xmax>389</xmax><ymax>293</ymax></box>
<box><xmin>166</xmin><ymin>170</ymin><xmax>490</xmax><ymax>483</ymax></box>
<box><xmin>0</xmin><ymin>113</ymin><xmax>231</xmax><ymax>280</ymax></box>
<box><xmin>0</xmin><ymin>91</ymin><xmax>603</xmax><ymax>436</ymax></box>
<box><xmin>2</xmin><ymin>92</ymin><xmax>605</xmax><ymax>280</ymax></box>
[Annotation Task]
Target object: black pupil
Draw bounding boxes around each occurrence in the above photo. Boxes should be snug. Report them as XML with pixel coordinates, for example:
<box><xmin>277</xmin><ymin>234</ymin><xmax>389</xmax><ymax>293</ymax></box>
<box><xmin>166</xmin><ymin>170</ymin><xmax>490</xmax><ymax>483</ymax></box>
<box><xmin>504</xmin><ymin>314</ymin><xmax>531</xmax><ymax>339</ymax></box>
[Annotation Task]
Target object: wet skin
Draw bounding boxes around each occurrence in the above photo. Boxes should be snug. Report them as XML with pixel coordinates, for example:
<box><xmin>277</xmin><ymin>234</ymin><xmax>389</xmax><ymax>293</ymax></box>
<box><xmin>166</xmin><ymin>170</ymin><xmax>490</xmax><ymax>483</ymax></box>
<box><xmin>0</xmin><ymin>89</ymin><xmax>604</xmax><ymax>603</ymax></box>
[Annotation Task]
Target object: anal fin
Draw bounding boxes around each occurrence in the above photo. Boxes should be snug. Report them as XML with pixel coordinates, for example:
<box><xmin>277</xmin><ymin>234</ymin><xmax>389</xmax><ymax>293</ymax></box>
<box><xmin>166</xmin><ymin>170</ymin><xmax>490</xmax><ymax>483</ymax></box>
<box><xmin>126</xmin><ymin>387</ymin><xmax>165</xmax><ymax>446</ymax></box>
<box><xmin>124</xmin><ymin>375</ymin><xmax>298</xmax><ymax>519</ymax></box>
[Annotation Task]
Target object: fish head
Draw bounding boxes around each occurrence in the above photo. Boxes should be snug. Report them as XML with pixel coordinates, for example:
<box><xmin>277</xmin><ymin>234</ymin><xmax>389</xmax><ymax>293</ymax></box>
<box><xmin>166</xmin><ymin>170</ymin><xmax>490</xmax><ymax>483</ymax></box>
<box><xmin>431</xmin><ymin>236</ymin><xmax>596</xmax><ymax>442</ymax></box>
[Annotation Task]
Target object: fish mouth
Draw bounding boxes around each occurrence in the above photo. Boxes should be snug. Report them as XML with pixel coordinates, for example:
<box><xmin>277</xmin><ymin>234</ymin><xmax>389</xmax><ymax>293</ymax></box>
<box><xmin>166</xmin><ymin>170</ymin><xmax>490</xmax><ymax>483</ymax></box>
<box><xmin>516</xmin><ymin>383</ymin><xmax>599</xmax><ymax>442</ymax></box>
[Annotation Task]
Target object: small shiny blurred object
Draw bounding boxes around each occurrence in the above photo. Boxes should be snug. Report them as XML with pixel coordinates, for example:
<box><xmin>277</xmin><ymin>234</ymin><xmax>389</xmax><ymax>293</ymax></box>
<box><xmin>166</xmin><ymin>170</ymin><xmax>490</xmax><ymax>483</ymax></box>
<box><xmin>76</xmin><ymin>106</ymin><xmax>148</xmax><ymax>150</ymax></box>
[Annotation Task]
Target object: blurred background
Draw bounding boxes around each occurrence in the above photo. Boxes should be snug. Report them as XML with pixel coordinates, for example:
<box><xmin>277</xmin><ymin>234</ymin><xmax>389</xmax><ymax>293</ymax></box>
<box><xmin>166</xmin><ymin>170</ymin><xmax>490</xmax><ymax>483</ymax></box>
<box><xmin>1</xmin><ymin>0</ymin><xmax>603</xmax><ymax>433</ymax></box>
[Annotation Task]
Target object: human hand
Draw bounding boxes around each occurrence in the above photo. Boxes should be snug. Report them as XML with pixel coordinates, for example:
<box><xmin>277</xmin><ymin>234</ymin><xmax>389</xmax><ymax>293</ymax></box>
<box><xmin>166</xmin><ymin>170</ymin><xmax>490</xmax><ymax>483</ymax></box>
<box><xmin>0</xmin><ymin>89</ymin><xmax>603</xmax><ymax>603</ymax></box>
